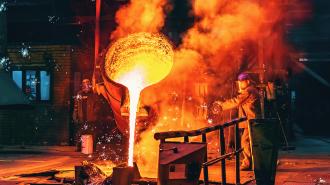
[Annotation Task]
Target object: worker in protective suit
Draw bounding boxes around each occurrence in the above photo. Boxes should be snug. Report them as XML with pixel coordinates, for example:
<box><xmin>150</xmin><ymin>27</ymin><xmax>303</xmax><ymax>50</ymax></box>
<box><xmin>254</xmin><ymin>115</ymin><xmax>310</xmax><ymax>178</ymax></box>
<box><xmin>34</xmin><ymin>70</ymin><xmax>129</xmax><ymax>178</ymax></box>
<box><xmin>212</xmin><ymin>73</ymin><xmax>261</xmax><ymax>170</ymax></box>
<box><xmin>73</xmin><ymin>78</ymin><xmax>115</xmax><ymax>152</ymax></box>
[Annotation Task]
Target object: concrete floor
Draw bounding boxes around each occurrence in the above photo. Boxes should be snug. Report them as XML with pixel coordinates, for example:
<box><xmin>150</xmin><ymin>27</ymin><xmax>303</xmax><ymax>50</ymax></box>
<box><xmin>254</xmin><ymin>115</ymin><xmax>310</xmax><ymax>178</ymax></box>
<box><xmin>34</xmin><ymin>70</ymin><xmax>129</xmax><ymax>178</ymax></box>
<box><xmin>0</xmin><ymin>136</ymin><xmax>329</xmax><ymax>185</ymax></box>
<box><xmin>274</xmin><ymin>136</ymin><xmax>330</xmax><ymax>185</ymax></box>
<box><xmin>0</xmin><ymin>146</ymin><xmax>84</xmax><ymax>184</ymax></box>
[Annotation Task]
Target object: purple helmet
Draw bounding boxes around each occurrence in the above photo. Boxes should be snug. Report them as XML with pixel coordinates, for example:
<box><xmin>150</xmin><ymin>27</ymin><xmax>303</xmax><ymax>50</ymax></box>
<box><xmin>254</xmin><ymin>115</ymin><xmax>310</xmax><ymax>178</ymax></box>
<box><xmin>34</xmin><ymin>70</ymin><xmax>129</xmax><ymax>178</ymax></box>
<box><xmin>237</xmin><ymin>73</ymin><xmax>250</xmax><ymax>81</ymax></box>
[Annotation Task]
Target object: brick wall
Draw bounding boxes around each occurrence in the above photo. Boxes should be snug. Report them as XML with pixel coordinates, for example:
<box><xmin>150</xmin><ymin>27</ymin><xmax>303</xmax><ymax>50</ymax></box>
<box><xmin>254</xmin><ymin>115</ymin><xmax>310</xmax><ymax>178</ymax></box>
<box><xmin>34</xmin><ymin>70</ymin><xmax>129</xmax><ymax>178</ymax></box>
<box><xmin>0</xmin><ymin>44</ymin><xmax>73</xmax><ymax>145</ymax></box>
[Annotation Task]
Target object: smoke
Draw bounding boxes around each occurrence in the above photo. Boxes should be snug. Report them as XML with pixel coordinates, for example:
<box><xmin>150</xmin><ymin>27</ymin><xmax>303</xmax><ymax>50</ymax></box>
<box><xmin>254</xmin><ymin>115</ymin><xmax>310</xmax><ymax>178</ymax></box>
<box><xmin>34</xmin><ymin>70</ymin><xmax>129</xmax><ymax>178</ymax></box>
<box><xmin>183</xmin><ymin>1</ymin><xmax>263</xmax><ymax>55</ymax></box>
<box><xmin>110</xmin><ymin>0</ymin><xmax>171</xmax><ymax>40</ymax></box>
<box><xmin>107</xmin><ymin>0</ymin><xmax>310</xmax><ymax>178</ymax></box>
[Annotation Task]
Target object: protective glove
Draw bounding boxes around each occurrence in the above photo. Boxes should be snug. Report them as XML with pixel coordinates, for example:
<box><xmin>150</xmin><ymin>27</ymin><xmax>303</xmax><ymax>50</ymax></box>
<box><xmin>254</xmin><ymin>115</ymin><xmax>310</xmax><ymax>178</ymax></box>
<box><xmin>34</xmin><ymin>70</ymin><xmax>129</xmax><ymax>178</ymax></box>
<box><xmin>211</xmin><ymin>101</ymin><xmax>223</xmax><ymax>114</ymax></box>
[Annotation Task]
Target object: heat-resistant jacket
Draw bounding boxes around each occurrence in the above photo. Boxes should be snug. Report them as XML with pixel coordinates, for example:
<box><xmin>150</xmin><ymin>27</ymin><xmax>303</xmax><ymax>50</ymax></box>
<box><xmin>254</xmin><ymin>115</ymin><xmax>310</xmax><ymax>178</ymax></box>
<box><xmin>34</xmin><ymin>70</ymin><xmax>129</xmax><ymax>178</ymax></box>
<box><xmin>73</xmin><ymin>91</ymin><xmax>112</xmax><ymax>123</ymax></box>
<box><xmin>220</xmin><ymin>85</ymin><xmax>261</xmax><ymax>128</ymax></box>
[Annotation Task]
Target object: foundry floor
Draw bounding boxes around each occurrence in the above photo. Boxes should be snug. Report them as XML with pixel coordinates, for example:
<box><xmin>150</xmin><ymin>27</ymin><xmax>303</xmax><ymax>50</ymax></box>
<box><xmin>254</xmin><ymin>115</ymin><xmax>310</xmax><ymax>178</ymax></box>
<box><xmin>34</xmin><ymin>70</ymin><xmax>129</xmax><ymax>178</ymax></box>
<box><xmin>0</xmin><ymin>135</ymin><xmax>330</xmax><ymax>185</ymax></box>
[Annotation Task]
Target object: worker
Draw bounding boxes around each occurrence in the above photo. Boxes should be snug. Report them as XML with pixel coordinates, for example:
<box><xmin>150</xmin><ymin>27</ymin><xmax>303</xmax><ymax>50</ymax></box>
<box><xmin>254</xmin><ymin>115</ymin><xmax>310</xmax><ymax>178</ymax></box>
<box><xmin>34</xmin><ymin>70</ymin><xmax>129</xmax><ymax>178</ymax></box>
<box><xmin>73</xmin><ymin>78</ymin><xmax>115</xmax><ymax>152</ymax></box>
<box><xmin>212</xmin><ymin>73</ymin><xmax>261</xmax><ymax>170</ymax></box>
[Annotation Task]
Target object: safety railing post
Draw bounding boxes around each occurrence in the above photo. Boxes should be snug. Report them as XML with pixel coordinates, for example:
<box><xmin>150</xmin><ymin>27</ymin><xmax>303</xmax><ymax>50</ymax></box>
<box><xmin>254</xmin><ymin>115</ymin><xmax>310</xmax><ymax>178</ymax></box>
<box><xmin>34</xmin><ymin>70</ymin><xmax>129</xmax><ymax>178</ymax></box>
<box><xmin>202</xmin><ymin>133</ymin><xmax>209</xmax><ymax>185</ymax></box>
<box><xmin>219</xmin><ymin>127</ymin><xmax>227</xmax><ymax>185</ymax></box>
<box><xmin>154</xmin><ymin>117</ymin><xmax>247</xmax><ymax>185</ymax></box>
<box><xmin>235</xmin><ymin>123</ymin><xmax>241</xmax><ymax>185</ymax></box>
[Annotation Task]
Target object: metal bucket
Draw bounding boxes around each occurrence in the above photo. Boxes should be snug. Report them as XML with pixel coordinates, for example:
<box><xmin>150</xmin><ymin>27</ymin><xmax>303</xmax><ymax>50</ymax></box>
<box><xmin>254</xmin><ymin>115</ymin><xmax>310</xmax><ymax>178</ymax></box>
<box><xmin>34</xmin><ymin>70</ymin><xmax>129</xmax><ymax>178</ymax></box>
<box><xmin>81</xmin><ymin>134</ymin><xmax>93</xmax><ymax>154</ymax></box>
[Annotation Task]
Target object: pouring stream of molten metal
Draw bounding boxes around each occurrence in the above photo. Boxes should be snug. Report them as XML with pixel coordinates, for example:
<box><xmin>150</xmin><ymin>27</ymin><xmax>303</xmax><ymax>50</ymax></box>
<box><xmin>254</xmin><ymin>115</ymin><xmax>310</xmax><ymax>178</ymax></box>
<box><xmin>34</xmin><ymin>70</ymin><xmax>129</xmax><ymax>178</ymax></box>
<box><xmin>115</xmin><ymin>70</ymin><xmax>144</xmax><ymax>167</ymax></box>
<box><xmin>105</xmin><ymin>32</ymin><xmax>174</xmax><ymax>167</ymax></box>
<box><xmin>127</xmin><ymin>86</ymin><xmax>140</xmax><ymax>167</ymax></box>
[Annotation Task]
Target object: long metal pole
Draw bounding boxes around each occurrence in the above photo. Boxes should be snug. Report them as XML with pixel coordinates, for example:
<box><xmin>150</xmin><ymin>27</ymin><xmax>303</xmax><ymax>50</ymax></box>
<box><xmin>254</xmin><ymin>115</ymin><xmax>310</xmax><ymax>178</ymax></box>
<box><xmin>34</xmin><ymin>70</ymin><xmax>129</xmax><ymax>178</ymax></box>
<box><xmin>93</xmin><ymin>0</ymin><xmax>101</xmax><ymax>90</ymax></box>
<box><xmin>95</xmin><ymin>0</ymin><xmax>101</xmax><ymax>62</ymax></box>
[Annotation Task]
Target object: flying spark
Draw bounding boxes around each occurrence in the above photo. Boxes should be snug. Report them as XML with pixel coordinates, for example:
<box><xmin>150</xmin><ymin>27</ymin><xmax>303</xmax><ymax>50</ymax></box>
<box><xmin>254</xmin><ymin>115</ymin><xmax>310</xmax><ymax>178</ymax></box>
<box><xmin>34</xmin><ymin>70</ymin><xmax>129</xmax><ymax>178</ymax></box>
<box><xmin>20</xmin><ymin>44</ymin><xmax>31</xmax><ymax>58</ymax></box>
<box><xmin>0</xmin><ymin>57</ymin><xmax>9</xmax><ymax>66</ymax></box>
<box><xmin>0</xmin><ymin>2</ymin><xmax>7</xmax><ymax>12</ymax></box>
<box><xmin>0</xmin><ymin>57</ymin><xmax>10</xmax><ymax>71</ymax></box>
<box><xmin>48</xmin><ymin>16</ymin><xmax>60</xmax><ymax>24</ymax></box>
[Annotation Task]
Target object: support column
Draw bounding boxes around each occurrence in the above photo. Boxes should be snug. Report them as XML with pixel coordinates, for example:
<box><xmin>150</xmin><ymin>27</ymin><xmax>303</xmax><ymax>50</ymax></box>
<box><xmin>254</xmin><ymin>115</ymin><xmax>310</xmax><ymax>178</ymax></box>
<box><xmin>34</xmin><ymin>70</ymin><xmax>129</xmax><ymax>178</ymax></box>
<box><xmin>0</xmin><ymin>0</ymin><xmax>7</xmax><ymax>56</ymax></box>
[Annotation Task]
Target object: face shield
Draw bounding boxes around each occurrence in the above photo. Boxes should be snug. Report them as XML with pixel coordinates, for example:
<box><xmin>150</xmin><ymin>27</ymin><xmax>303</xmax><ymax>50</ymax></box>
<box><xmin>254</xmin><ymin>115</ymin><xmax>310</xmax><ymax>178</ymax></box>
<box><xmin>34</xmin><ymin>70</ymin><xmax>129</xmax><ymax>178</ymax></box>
<box><xmin>82</xmin><ymin>79</ymin><xmax>92</xmax><ymax>93</ymax></box>
<box><xmin>236</xmin><ymin>80</ymin><xmax>250</xmax><ymax>93</ymax></box>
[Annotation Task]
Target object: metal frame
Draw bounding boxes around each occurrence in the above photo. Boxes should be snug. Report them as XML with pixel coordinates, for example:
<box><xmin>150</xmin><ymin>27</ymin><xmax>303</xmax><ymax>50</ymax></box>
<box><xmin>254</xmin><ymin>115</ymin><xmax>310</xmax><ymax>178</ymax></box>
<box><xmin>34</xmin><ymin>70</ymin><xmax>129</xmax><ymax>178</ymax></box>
<box><xmin>154</xmin><ymin>117</ymin><xmax>247</xmax><ymax>185</ymax></box>
<box><xmin>10</xmin><ymin>66</ymin><xmax>53</xmax><ymax>103</ymax></box>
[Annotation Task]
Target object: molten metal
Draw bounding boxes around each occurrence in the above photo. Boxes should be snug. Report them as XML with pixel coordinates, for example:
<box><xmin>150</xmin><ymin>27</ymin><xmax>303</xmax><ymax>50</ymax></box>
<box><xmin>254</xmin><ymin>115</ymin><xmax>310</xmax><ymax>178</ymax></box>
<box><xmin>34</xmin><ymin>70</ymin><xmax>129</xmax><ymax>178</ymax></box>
<box><xmin>105</xmin><ymin>32</ymin><xmax>174</xmax><ymax>167</ymax></box>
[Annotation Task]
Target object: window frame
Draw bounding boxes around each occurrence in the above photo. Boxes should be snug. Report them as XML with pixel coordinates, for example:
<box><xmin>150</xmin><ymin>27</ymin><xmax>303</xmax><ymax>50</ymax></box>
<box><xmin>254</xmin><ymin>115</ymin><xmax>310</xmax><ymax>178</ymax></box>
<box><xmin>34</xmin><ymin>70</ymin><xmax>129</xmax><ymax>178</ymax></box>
<box><xmin>11</xmin><ymin>65</ymin><xmax>53</xmax><ymax>103</ymax></box>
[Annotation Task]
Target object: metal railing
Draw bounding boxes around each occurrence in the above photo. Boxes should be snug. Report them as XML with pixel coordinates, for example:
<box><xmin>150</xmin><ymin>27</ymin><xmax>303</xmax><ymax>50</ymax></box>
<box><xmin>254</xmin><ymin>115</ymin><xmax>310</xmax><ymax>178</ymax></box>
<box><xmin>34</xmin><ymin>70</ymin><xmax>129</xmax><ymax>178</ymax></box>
<box><xmin>154</xmin><ymin>117</ymin><xmax>247</xmax><ymax>185</ymax></box>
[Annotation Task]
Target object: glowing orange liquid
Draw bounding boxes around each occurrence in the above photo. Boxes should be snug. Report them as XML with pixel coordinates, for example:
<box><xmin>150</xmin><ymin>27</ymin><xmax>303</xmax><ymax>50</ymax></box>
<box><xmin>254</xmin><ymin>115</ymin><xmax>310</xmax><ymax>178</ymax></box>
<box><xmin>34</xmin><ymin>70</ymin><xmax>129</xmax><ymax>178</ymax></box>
<box><xmin>104</xmin><ymin>33</ymin><xmax>174</xmax><ymax>168</ymax></box>
<box><xmin>116</xmin><ymin>70</ymin><xmax>144</xmax><ymax>167</ymax></box>
<box><xmin>127</xmin><ymin>87</ymin><xmax>141</xmax><ymax>167</ymax></box>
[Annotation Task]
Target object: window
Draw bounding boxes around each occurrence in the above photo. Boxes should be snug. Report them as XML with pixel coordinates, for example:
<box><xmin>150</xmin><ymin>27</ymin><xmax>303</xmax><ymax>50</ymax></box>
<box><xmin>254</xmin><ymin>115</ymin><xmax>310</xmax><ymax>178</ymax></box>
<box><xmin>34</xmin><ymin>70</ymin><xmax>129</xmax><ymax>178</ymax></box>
<box><xmin>12</xmin><ymin>70</ymin><xmax>51</xmax><ymax>101</ymax></box>
<box><xmin>25</xmin><ymin>70</ymin><xmax>37</xmax><ymax>100</ymax></box>
<box><xmin>40</xmin><ymin>71</ymin><xmax>50</xmax><ymax>101</ymax></box>
<box><xmin>12</xmin><ymin>71</ymin><xmax>23</xmax><ymax>89</ymax></box>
